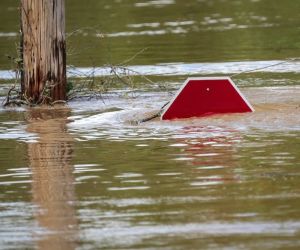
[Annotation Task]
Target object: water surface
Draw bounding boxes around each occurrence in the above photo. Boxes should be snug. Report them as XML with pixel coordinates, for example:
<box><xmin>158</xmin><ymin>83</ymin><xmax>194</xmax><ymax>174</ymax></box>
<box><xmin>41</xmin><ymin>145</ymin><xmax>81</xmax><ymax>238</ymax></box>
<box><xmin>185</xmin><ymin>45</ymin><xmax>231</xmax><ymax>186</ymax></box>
<box><xmin>0</xmin><ymin>0</ymin><xmax>300</xmax><ymax>249</ymax></box>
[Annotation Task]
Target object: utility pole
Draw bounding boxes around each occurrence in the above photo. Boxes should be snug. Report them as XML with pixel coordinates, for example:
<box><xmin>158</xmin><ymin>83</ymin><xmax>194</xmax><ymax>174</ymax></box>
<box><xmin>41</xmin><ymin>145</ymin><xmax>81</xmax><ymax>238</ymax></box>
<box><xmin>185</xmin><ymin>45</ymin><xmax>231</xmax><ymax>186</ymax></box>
<box><xmin>21</xmin><ymin>0</ymin><xmax>66</xmax><ymax>104</ymax></box>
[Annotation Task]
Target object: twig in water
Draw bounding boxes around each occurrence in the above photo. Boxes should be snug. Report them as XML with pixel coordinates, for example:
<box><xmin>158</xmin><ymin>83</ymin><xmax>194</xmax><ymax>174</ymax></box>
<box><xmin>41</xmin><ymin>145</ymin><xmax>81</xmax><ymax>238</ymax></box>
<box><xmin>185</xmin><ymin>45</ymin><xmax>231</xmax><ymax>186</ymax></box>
<box><xmin>136</xmin><ymin>101</ymin><xmax>169</xmax><ymax>124</ymax></box>
<box><xmin>231</xmin><ymin>58</ymin><xmax>300</xmax><ymax>78</ymax></box>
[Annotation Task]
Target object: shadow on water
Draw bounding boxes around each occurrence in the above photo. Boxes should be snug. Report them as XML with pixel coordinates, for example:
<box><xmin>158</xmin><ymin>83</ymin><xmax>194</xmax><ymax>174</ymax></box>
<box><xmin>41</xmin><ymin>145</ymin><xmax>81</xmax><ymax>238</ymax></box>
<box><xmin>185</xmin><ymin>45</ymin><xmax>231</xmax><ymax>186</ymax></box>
<box><xmin>26</xmin><ymin>107</ymin><xmax>78</xmax><ymax>250</ymax></box>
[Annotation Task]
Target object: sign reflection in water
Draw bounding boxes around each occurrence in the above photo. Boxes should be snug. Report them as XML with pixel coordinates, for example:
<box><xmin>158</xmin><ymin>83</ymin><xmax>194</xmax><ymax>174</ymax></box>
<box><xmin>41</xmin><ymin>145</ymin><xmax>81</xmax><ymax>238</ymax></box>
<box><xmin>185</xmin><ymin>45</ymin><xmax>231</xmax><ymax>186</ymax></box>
<box><xmin>175</xmin><ymin>126</ymin><xmax>241</xmax><ymax>186</ymax></box>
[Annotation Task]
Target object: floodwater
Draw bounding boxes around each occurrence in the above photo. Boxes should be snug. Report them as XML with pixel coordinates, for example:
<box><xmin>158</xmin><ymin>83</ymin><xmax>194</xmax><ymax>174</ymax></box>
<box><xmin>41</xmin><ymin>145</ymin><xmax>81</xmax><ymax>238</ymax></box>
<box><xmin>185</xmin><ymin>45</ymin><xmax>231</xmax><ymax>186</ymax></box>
<box><xmin>0</xmin><ymin>0</ymin><xmax>300</xmax><ymax>249</ymax></box>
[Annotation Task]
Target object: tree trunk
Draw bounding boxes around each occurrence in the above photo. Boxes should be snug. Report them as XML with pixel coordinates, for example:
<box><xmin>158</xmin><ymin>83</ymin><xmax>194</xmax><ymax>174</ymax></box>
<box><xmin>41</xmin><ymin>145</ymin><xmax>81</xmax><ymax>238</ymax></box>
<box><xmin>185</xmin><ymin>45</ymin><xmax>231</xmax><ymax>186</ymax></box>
<box><xmin>21</xmin><ymin>0</ymin><xmax>66</xmax><ymax>104</ymax></box>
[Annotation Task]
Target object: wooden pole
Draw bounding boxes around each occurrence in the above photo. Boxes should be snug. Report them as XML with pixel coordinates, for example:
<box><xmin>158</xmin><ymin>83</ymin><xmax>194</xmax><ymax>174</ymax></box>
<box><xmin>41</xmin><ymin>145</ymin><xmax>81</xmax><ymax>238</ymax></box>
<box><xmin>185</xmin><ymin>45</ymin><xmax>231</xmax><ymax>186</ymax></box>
<box><xmin>21</xmin><ymin>0</ymin><xmax>66</xmax><ymax>104</ymax></box>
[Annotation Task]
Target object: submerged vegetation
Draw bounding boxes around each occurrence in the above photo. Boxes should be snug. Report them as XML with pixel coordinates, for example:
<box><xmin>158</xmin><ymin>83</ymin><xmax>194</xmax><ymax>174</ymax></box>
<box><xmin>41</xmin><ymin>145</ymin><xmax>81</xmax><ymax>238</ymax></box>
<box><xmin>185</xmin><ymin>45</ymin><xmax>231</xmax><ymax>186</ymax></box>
<box><xmin>2</xmin><ymin>23</ymin><xmax>165</xmax><ymax>107</ymax></box>
<box><xmin>2</xmin><ymin>56</ymin><xmax>166</xmax><ymax>107</ymax></box>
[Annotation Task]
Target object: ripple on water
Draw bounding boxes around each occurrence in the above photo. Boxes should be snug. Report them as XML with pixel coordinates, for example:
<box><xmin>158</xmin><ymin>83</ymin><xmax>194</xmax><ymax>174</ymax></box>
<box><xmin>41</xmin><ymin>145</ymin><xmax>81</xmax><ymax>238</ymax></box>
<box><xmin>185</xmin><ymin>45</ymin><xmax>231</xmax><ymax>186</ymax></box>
<box><xmin>115</xmin><ymin>173</ymin><xmax>144</xmax><ymax>178</ymax></box>
<box><xmin>196</xmin><ymin>166</ymin><xmax>225</xmax><ymax>170</ymax></box>
<box><xmin>2</xmin><ymin>60</ymin><xmax>300</xmax><ymax>80</ymax></box>
<box><xmin>172</xmin><ymin>157</ymin><xmax>195</xmax><ymax>161</ymax></box>
<box><xmin>157</xmin><ymin>172</ymin><xmax>183</xmax><ymax>176</ymax></box>
<box><xmin>0</xmin><ymin>202</ymin><xmax>47</xmax><ymax>249</ymax></box>
<box><xmin>0</xmin><ymin>32</ymin><xmax>18</xmax><ymax>37</ymax></box>
<box><xmin>0</xmin><ymin>119</ymin><xmax>38</xmax><ymax>142</ymax></box>
<box><xmin>135</xmin><ymin>144</ymin><xmax>149</xmax><ymax>147</ymax></box>
<box><xmin>81</xmin><ymin>221</ymin><xmax>300</xmax><ymax>248</ymax></box>
<box><xmin>135</xmin><ymin>0</ymin><xmax>175</xmax><ymax>8</ymax></box>
<box><xmin>108</xmin><ymin>186</ymin><xmax>150</xmax><ymax>191</ymax></box>
<box><xmin>73</xmin><ymin>164</ymin><xmax>106</xmax><ymax>174</ymax></box>
<box><xmin>0</xmin><ymin>167</ymin><xmax>32</xmax><ymax>186</ymax></box>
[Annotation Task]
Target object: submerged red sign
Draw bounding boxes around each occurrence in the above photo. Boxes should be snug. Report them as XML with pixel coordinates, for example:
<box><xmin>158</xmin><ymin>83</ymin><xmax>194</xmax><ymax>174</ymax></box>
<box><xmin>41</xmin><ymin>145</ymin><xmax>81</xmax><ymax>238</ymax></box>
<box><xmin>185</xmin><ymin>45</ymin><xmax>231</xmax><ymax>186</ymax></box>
<box><xmin>161</xmin><ymin>77</ymin><xmax>254</xmax><ymax>120</ymax></box>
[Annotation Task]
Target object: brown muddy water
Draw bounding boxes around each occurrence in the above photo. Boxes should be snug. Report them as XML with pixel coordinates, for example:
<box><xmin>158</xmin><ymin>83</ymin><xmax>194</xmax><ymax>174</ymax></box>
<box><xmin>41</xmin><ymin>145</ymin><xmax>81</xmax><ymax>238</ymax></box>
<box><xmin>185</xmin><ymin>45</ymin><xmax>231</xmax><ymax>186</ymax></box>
<box><xmin>0</xmin><ymin>0</ymin><xmax>300</xmax><ymax>249</ymax></box>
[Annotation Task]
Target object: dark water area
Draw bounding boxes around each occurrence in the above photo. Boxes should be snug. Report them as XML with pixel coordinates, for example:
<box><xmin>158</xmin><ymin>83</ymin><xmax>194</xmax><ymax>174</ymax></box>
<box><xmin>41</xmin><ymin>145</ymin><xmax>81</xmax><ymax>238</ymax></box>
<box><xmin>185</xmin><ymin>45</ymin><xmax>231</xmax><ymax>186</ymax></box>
<box><xmin>0</xmin><ymin>0</ymin><xmax>300</xmax><ymax>249</ymax></box>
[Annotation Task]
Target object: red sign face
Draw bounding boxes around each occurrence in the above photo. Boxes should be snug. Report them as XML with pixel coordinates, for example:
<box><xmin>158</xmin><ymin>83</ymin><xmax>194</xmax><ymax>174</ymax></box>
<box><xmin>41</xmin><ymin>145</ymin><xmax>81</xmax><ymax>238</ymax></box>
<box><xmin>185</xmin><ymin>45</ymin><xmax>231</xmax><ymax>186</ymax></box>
<box><xmin>161</xmin><ymin>77</ymin><xmax>254</xmax><ymax>120</ymax></box>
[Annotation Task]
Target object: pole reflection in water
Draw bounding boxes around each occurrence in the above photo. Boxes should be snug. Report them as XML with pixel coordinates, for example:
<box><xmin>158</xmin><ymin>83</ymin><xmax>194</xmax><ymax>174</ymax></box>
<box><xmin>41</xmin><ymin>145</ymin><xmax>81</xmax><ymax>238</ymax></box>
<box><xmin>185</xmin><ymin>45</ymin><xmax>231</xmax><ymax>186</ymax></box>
<box><xmin>26</xmin><ymin>107</ymin><xmax>78</xmax><ymax>250</ymax></box>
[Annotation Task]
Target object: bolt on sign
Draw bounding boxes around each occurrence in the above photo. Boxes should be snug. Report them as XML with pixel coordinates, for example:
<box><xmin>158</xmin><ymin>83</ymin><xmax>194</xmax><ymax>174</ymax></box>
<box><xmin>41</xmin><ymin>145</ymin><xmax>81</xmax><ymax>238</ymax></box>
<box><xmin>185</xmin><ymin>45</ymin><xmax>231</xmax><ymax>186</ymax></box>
<box><xmin>161</xmin><ymin>77</ymin><xmax>254</xmax><ymax>120</ymax></box>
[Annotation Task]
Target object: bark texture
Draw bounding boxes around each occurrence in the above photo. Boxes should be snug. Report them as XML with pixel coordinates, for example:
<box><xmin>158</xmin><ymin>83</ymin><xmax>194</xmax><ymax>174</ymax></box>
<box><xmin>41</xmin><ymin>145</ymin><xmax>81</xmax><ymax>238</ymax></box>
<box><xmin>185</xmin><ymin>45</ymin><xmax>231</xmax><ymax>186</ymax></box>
<box><xmin>21</xmin><ymin>0</ymin><xmax>66</xmax><ymax>103</ymax></box>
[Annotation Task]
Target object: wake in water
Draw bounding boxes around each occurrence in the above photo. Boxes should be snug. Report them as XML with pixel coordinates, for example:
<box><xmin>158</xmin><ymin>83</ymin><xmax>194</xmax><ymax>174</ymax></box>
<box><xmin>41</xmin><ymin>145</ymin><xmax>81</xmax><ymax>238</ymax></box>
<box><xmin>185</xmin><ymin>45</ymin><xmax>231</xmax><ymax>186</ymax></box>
<box><xmin>67</xmin><ymin>86</ymin><xmax>300</xmax><ymax>141</ymax></box>
<box><xmin>0</xmin><ymin>84</ymin><xmax>299</xmax><ymax>142</ymax></box>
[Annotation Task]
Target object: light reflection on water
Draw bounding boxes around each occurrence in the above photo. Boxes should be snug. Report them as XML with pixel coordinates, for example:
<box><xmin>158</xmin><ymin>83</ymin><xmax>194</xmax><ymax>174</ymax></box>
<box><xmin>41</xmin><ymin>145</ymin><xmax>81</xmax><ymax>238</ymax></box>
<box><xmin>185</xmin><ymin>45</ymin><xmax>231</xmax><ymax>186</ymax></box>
<box><xmin>2</xmin><ymin>60</ymin><xmax>300</xmax><ymax>80</ymax></box>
